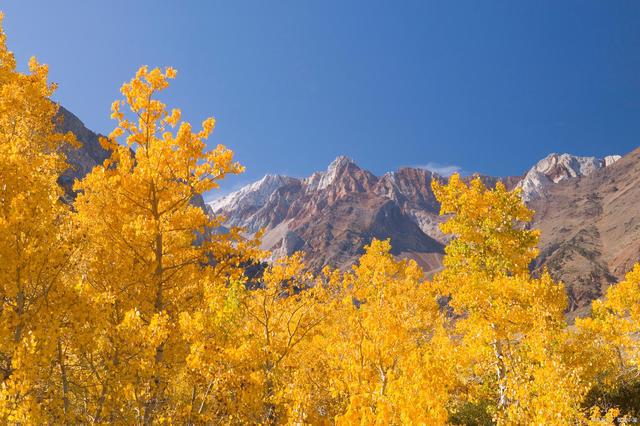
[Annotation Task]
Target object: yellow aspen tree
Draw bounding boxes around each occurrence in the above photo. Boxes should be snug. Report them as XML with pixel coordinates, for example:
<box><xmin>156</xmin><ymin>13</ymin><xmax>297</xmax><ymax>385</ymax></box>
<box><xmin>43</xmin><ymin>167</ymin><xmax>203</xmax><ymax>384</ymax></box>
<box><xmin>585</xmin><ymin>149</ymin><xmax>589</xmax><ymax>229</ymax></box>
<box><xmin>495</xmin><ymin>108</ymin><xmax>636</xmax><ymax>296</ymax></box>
<box><xmin>329</xmin><ymin>239</ymin><xmax>455</xmax><ymax>425</ymax></box>
<box><xmin>282</xmin><ymin>265</ymin><xmax>345</xmax><ymax>425</ymax></box>
<box><xmin>239</xmin><ymin>253</ymin><xmax>336</xmax><ymax>425</ymax></box>
<box><xmin>71</xmin><ymin>65</ymin><xmax>257</xmax><ymax>423</ymax></box>
<box><xmin>178</xmin><ymin>278</ymin><xmax>259</xmax><ymax>424</ymax></box>
<box><xmin>0</xmin><ymin>14</ymin><xmax>77</xmax><ymax>423</ymax></box>
<box><xmin>180</xmin><ymin>255</ymin><xmax>338</xmax><ymax>425</ymax></box>
<box><xmin>576</xmin><ymin>263</ymin><xmax>640</xmax><ymax>417</ymax></box>
<box><xmin>432</xmin><ymin>174</ymin><xmax>590</xmax><ymax>424</ymax></box>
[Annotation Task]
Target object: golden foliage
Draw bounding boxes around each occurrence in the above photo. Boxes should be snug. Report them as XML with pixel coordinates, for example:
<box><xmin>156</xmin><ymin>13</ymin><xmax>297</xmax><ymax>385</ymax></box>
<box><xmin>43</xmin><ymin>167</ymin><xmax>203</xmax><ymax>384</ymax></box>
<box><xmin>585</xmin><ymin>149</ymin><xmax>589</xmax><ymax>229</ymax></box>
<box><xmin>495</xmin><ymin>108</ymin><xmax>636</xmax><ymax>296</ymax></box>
<box><xmin>69</xmin><ymin>63</ymin><xmax>258</xmax><ymax>422</ymax></box>
<box><xmin>0</xmin><ymin>12</ymin><xmax>77</xmax><ymax>422</ymax></box>
<box><xmin>330</xmin><ymin>239</ymin><xmax>455</xmax><ymax>425</ymax></box>
<box><xmin>431</xmin><ymin>174</ymin><xmax>616</xmax><ymax>424</ymax></box>
<box><xmin>0</xmin><ymin>13</ymin><xmax>639</xmax><ymax>424</ymax></box>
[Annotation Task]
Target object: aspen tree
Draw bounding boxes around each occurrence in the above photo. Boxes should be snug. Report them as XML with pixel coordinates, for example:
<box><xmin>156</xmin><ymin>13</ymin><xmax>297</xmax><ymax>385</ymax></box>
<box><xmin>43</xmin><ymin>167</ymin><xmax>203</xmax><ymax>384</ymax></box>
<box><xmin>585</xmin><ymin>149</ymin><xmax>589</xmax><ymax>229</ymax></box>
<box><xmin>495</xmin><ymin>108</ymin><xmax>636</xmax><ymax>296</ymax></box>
<box><xmin>577</xmin><ymin>264</ymin><xmax>640</xmax><ymax>418</ymax></box>
<box><xmin>330</xmin><ymin>239</ymin><xmax>454</xmax><ymax>425</ymax></box>
<box><xmin>0</xmin><ymin>14</ymin><xmax>77</xmax><ymax>422</ymax></box>
<box><xmin>72</xmin><ymin>65</ymin><xmax>257</xmax><ymax>423</ymax></box>
<box><xmin>433</xmin><ymin>175</ymin><xmax>590</xmax><ymax>424</ymax></box>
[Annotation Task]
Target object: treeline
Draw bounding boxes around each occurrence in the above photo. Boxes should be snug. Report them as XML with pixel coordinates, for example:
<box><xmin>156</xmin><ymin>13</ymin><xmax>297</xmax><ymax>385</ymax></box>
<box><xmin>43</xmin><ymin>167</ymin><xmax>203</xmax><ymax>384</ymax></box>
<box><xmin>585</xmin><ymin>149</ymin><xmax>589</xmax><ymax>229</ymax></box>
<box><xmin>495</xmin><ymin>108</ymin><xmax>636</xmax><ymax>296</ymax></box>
<box><xmin>1</xmin><ymin>15</ymin><xmax>640</xmax><ymax>424</ymax></box>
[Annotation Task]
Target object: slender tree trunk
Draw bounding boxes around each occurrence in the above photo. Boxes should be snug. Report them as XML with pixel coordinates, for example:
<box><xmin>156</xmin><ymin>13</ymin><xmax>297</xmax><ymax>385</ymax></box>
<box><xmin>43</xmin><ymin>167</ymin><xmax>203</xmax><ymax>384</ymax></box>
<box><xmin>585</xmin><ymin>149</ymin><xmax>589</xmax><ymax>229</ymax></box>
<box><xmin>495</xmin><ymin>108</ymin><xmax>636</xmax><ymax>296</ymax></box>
<box><xmin>263</xmin><ymin>363</ymin><xmax>276</xmax><ymax>426</ymax></box>
<box><xmin>144</xmin><ymin>187</ymin><xmax>165</xmax><ymax>425</ymax></box>
<box><xmin>14</xmin><ymin>275</ymin><xmax>24</xmax><ymax>344</ymax></box>
<box><xmin>261</xmin><ymin>296</ymin><xmax>276</xmax><ymax>425</ymax></box>
<box><xmin>57</xmin><ymin>339</ymin><xmax>70</xmax><ymax>419</ymax></box>
<box><xmin>379</xmin><ymin>366</ymin><xmax>388</xmax><ymax>396</ymax></box>
<box><xmin>153</xmin><ymin>229</ymin><xmax>165</xmax><ymax>363</ymax></box>
<box><xmin>493</xmin><ymin>339</ymin><xmax>508</xmax><ymax>408</ymax></box>
<box><xmin>197</xmin><ymin>381</ymin><xmax>213</xmax><ymax>416</ymax></box>
<box><xmin>94</xmin><ymin>384</ymin><xmax>107</xmax><ymax>423</ymax></box>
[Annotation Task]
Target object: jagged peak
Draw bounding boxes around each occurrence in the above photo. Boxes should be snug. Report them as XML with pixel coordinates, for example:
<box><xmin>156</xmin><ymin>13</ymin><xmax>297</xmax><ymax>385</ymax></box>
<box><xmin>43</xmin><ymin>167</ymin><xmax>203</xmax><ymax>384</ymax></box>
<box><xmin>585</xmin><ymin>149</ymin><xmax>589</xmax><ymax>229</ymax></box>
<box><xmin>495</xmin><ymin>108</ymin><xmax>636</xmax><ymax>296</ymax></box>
<box><xmin>518</xmin><ymin>152</ymin><xmax>621</xmax><ymax>201</ymax></box>
<box><xmin>303</xmin><ymin>155</ymin><xmax>358</xmax><ymax>191</ymax></box>
<box><xmin>208</xmin><ymin>173</ymin><xmax>295</xmax><ymax>212</ymax></box>
<box><xmin>382</xmin><ymin>171</ymin><xmax>396</xmax><ymax>180</ymax></box>
<box><xmin>604</xmin><ymin>154</ymin><xmax>622</xmax><ymax>166</ymax></box>
<box><xmin>259</xmin><ymin>173</ymin><xmax>289</xmax><ymax>184</ymax></box>
<box><xmin>531</xmin><ymin>152</ymin><xmax>619</xmax><ymax>178</ymax></box>
<box><xmin>327</xmin><ymin>155</ymin><xmax>355</xmax><ymax>171</ymax></box>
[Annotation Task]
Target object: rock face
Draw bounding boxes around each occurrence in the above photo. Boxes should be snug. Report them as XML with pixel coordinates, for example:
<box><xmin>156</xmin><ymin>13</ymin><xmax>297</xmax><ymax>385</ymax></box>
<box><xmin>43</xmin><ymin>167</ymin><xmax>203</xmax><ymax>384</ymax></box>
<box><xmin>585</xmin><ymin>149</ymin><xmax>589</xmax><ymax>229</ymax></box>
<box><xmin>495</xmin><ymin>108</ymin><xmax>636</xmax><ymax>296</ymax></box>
<box><xmin>209</xmin><ymin>156</ymin><xmax>529</xmax><ymax>274</ymax></box>
<box><xmin>56</xmin><ymin>106</ymin><xmax>111</xmax><ymax>196</ymax></box>
<box><xmin>210</xmin><ymin>157</ymin><xmax>447</xmax><ymax>273</ymax></box>
<box><xmin>517</xmin><ymin>153</ymin><xmax>621</xmax><ymax>201</ymax></box>
<box><xmin>531</xmin><ymin>147</ymin><xmax>640</xmax><ymax>315</ymax></box>
<box><xmin>209</xmin><ymin>174</ymin><xmax>298</xmax><ymax>231</ymax></box>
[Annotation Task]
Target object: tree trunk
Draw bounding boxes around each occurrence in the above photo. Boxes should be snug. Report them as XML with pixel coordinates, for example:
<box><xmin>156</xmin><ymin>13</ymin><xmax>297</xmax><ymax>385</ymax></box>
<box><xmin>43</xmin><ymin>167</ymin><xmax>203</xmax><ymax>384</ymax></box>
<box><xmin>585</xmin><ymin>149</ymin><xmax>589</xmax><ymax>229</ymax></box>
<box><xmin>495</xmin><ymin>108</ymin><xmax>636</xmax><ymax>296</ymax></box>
<box><xmin>145</xmin><ymin>187</ymin><xmax>165</xmax><ymax>425</ymax></box>
<box><xmin>263</xmin><ymin>368</ymin><xmax>276</xmax><ymax>426</ymax></box>
<box><xmin>57</xmin><ymin>339</ymin><xmax>70</xmax><ymax>419</ymax></box>
<box><xmin>493</xmin><ymin>339</ymin><xmax>508</xmax><ymax>408</ymax></box>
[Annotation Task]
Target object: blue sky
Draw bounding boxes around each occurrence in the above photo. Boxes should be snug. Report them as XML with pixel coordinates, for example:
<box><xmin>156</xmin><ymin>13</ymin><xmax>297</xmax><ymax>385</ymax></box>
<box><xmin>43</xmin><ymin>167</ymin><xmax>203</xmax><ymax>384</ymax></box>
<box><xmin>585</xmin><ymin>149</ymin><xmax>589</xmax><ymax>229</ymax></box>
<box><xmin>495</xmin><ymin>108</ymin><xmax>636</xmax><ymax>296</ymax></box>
<box><xmin>3</xmin><ymin>1</ymin><xmax>640</xmax><ymax>200</ymax></box>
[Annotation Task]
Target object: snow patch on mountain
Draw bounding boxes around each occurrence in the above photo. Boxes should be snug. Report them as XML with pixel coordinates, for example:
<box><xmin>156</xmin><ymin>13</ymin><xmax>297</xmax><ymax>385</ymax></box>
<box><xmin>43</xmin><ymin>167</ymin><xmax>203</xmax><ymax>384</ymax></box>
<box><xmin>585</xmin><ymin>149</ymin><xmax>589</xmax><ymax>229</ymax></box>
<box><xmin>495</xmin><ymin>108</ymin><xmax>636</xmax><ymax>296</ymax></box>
<box><xmin>304</xmin><ymin>155</ymin><xmax>355</xmax><ymax>191</ymax></box>
<box><xmin>210</xmin><ymin>156</ymin><xmax>358</xmax><ymax>217</ymax></box>
<box><xmin>604</xmin><ymin>155</ymin><xmax>622</xmax><ymax>167</ymax></box>
<box><xmin>518</xmin><ymin>153</ymin><xmax>621</xmax><ymax>201</ymax></box>
<box><xmin>209</xmin><ymin>174</ymin><xmax>296</xmax><ymax>213</ymax></box>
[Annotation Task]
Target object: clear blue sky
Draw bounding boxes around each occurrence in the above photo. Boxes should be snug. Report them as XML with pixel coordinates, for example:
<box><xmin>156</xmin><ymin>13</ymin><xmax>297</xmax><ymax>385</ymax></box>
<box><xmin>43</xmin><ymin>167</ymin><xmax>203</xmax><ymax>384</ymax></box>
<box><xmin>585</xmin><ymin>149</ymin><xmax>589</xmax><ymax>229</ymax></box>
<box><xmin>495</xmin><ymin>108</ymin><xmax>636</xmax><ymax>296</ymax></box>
<box><xmin>3</xmin><ymin>1</ymin><xmax>640</xmax><ymax>199</ymax></box>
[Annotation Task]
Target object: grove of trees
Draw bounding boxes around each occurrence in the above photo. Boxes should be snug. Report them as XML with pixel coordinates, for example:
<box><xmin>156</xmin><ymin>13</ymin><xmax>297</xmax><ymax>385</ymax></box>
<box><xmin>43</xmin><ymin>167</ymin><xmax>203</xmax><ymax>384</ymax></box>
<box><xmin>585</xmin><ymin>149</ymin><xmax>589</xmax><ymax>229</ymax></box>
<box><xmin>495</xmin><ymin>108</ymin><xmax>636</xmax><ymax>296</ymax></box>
<box><xmin>1</xmin><ymin>15</ymin><xmax>639</xmax><ymax>424</ymax></box>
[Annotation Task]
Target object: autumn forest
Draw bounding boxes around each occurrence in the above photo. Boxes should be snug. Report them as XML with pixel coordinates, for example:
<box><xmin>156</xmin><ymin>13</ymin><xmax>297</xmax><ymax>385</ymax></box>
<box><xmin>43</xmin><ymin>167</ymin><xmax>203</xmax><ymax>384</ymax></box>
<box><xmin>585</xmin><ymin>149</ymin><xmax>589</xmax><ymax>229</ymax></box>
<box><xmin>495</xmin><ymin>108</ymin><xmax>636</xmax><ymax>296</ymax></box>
<box><xmin>1</xmin><ymin>14</ymin><xmax>640</xmax><ymax>425</ymax></box>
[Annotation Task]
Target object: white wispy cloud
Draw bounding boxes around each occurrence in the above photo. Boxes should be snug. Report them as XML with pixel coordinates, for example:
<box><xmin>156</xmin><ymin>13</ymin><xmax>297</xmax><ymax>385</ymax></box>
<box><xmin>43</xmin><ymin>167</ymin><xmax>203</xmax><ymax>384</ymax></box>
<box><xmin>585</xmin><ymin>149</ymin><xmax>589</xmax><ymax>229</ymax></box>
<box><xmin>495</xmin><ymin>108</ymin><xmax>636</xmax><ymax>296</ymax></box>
<box><xmin>413</xmin><ymin>162</ymin><xmax>463</xmax><ymax>177</ymax></box>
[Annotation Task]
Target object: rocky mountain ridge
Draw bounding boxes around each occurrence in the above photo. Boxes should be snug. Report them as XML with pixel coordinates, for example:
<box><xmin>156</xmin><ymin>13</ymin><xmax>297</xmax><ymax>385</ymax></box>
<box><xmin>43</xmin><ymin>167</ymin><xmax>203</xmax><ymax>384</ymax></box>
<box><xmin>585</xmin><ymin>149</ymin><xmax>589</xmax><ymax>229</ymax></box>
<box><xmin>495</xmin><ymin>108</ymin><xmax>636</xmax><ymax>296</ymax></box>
<box><xmin>209</xmin><ymin>150</ymin><xmax>633</xmax><ymax>313</ymax></box>
<box><xmin>212</xmin><ymin>156</ymin><xmax>447</xmax><ymax>272</ymax></box>
<box><xmin>209</xmin><ymin>152</ymin><xmax>620</xmax><ymax>247</ymax></box>
<box><xmin>517</xmin><ymin>152</ymin><xmax>621</xmax><ymax>201</ymax></box>
<box><xmin>531</xmin><ymin>147</ymin><xmax>640</xmax><ymax>316</ymax></box>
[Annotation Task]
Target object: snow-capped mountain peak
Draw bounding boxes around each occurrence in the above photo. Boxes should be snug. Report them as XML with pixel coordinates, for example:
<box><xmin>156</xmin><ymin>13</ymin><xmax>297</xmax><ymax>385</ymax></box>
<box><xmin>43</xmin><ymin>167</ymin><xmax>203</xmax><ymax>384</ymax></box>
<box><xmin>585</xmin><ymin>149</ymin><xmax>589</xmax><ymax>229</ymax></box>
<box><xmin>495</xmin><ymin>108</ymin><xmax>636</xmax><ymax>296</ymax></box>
<box><xmin>304</xmin><ymin>155</ymin><xmax>355</xmax><ymax>191</ymax></box>
<box><xmin>209</xmin><ymin>174</ymin><xmax>295</xmax><ymax>213</ymax></box>
<box><xmin>210</xmin><ymin>156</ymin><xmax>358</xmax><ymax>216</ymax></box>
<box><xmin>517</xmin><ymin>153</ymin><xmax>621</xmax><ymax>201</ymax></box>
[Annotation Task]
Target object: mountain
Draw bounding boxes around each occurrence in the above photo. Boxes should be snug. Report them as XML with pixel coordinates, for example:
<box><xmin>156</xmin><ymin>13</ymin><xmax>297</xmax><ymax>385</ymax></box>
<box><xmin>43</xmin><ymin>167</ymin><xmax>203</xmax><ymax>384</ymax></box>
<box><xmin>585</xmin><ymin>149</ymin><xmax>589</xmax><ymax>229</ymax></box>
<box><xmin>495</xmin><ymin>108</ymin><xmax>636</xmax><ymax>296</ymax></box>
<box><xmin>210</xmin><ymin>151</ymin><xmax>632</xmax><ymax>312</ymax></box>
<box><xmin>517</xmin><ymin>153</ymin><xmax>621</xmax><ymax>201</ymax></box>
<box><xmin>211</xmin><ymin>174</ymin><xmax>300</xmax><ymax>233</ymax></box>
<box><xmin>531</xmin><ymin>148</ymin><xmax>640</xmax><ymax>316</ymax></box>
<box><xmin>56</xmin><ymin>106</ymin><xmax>110</xmax><ymax>197</ymax></box>
<box><xmin>210</xmin><ymin>156</ymin><xmax>446</xmax><ymax>272</ymax></box>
